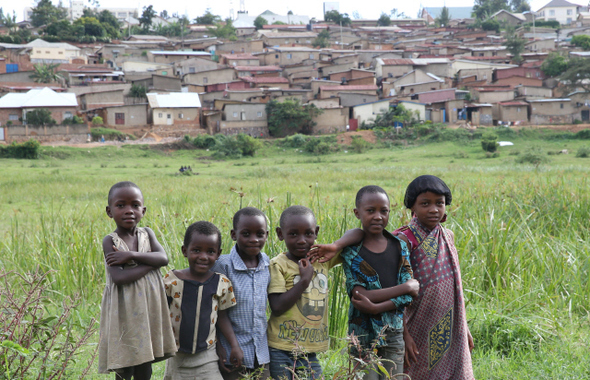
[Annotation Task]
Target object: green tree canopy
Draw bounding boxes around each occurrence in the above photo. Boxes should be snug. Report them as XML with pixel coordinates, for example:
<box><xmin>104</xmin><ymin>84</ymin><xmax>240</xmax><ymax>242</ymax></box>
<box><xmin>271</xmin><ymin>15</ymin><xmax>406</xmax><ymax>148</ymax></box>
<box><xmin>207</xmin><ymin>19</ymin><xmax>236</xmax><ymax>40</ymax></box>
<box><xmin>195</xmin><ymin>9</ymin><xmax>221</xmax><ymax>24</ymax></box>
<box><xmin>30</xmin><ymin>0</ymin><xmax>68</xmax><ymax>27</ymax></box>
<box><xmin>73</xmin><ymin>17</ymin><xmax>106</xmax><ymax>37</ymax></box>
<box><xmin>377</xmin><ymin>13</ymin><xmax>391</xmax><ymax>26</ymax></box>
<box><xmin>324</xmin><ymin>10</ymin><xmax>351</xmax><ymax>26</ymax></box>
<box><xmin>25</xmin><ymin>109</ymin><xmax>56</xmax><ymax>126</ymax></box>
<box><xmin>139</xmin><ymin>5</ymin><xmax>157</xmax><ymax>31</ymax></box>
<box><xmin>29</xmin><ymin>63</ymin><xmax>63</xmax><ymax>84</ymax></box>
<box><xmin>559</xmin><ymin>58</ymin><xmax>590</xmax><ymax>95</ymax></box>
<box><xmin>505</xmin><ymin>26</ymin><xmax>525</xmax><ymax>63</ymax></box>
<box><xmin>266</xmin><ymin>99</ymin><xmax>322</xmax><ymax>137</ymax></box>
<box><xmin>254</xmin><ymin>16</ymin><xmax>267</xmax><ymax>30</ymax></box>
<box><xmin>540</xmin><ymin>52</ymin><xmax>568</xmax><ymax>77</ymax></box>
<box><xmin>312</xmin><ymin>29</ymin><xmax>330</xmax><ymax>48</ymax></box>
<box><xmin>472</xmin><ymin>0</ymin><xmax>509</xmax><ymax>20</ymax></box>
<box><xmin>571</xmin><ymin>35</ymin><xmax>590</xmax><ymax>50</ymax></box>
<box><xmin>436</xmin><ymin>6</ymin><xmax>451</xmax><ymax>26</ymax></box>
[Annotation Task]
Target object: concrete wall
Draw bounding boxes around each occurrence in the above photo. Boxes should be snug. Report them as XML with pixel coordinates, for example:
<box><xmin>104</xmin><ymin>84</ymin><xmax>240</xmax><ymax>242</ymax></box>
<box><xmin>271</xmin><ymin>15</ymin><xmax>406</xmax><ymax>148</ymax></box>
<box><xmin>152</xmin><ymin>107</ymin><xmax>200</xmax><ymax>126</ymax></box>
<box><xmin>398</xmin><ymin>101</ymin><xmax>426</xmax><ymax>121</ymax></box>
<box><xmin>312</xmin><ymin>107</ymin><xmax>348</xmax><ymax>134</ymax></box>
<box><xmin>153</xmin><ymin>75</ymin><xmax>181</xmax><ymax>91</ymax></box>
<box><xmin>183</xmin><ymin>69</ymin><xmax>236</xmax><ymax>85</ymax></box>
<box><xmin>478</xmin><ymin>90</ymin><xmax>514</xmax><ymax>104</ymax></box>
<box><xmin>101</xmin><ymin>104</ymin><xmax>148</xmax><ymax>126</ymax></box>
<box><xmin>353</xmin><ymin>100</ymin><xmax>391</xmax><ymax>124</ymax></box>
<box><xmin>529</xmin><ymin>100</ymin><xmax>575</xmax><ymax>124</ymax></box>
<box><xmin>499</xmin><ymin>105</ymin><xmax>528</xmax><ymax>123</ymax></box>
<box><xmin>4</xmin><ymin>123</ymin><xmax>88</xmax><ymax>143</ymax></box>
<box><xmin>339</xmin><ymin>93</ymin><xmax>379</xmax><ymax>107</ymax></box>
<box><xmin>218</xmin><ymin>120</ymin><xmax>269</xmax><ymax>137</ymax></box>
<box><xmin>216</xmin><ymin>40</ymin><xmax>264</xmax><ymax>54</ymax></box>
<box><xmin>0</xmin><ymin>71</ymin><xmax>36</xmax><ymax>83</ymax></box>
<box><xmin>80</xmin><ymin>90</ymin><xmax>125</xmax><ymax>110</ymax></box>
<box><xmin>224</xmin><ymin>104</ymin><xmax>267</xmax><ymax>121</ymax></box>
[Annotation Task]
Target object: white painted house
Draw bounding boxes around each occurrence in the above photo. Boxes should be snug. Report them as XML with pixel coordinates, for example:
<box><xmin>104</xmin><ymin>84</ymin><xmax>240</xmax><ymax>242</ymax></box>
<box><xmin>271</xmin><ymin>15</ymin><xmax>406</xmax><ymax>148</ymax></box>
<box><xmin>537</xmin><ymin>0</ymin><xmax>580</xmax><ymax>25</ymax></box>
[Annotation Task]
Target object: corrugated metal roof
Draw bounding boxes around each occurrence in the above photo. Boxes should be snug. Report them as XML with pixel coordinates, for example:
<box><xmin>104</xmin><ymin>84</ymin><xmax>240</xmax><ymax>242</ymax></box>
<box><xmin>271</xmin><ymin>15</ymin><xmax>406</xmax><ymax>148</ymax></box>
<box><xmin>0</xmin><ymin>88</ymin><xmax>77</xmax><ymax>108</ymax></box>
<box><xmin>234</xmin><ymin>65</ymin><xmax>281</xmax><ymax>71</ymax></box>
<box><xmin>320</xmin><ymin>85</ymin><xmax>378</xmax><ymax>91</ymax></box>
<box><xmin>239</xmin><ymin>76</ymin><xmax>289</xmax><ymax>83</ymax></box>
<box><xmin>25</xmin><ymin>39</ymin><xmax>80</xmax><ymax>51</ymax></box>
<box><xmin>147</xmin><ymin>93</ymin><xmax>202</xmax><ymax>108</ymax></box>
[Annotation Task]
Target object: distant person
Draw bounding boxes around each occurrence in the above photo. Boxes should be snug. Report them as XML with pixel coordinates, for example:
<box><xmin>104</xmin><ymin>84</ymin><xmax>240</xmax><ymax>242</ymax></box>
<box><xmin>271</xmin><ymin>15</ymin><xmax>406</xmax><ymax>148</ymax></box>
<box><xmin>163</xmin><ymin>221</ymin><xmax>243</xmax><ymax>380</ymax></box>
<box><xmin>101</xmin><ymin>135</ymin><xmax>105</xmax><ymax>143</ymax></box>
<box><xmin>99</xmin><ymin>181</ymin><xmax>176</xmax><ymax>379</ymax></box>
<box><xmin>267</xmin><ymin>206</ymin><xmax>341</xmax><ymax>379</ymax></box>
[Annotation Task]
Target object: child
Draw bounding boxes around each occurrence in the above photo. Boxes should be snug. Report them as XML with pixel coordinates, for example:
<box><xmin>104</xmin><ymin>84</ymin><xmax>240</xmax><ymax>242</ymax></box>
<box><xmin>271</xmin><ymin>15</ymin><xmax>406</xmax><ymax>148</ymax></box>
<box><xmin>99</xmin><ymin>181</ymin><xmax>176</xmax><ymax>380</ymax></box>
<box><xmin>267</xmin><ymin>206</ymin><xmax>341</xmax><ymax>380</ymax></box>
<box><xmin>163</xmin><ymin>221</ymin><xmax>243</xmax><ymax>380</ymax></box>
<box><xmin>212</xmin><ymin>207</ymin><xmax>271</xmax><ymax>380</ymax></box>
<box><xmin>310</xmin><ymin>186</ymin><xmax>419</xmax><ymax>380</ymax></box>
<box><xmin>395</xmin><ymin>175</ymin><xmax>474</xmax><ymax>379</ymax></box>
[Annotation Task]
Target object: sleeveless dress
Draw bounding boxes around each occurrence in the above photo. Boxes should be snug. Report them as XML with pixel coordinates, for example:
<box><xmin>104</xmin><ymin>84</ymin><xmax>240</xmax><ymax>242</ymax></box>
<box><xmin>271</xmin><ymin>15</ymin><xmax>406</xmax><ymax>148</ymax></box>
<box><xmin>98</xmin><ymin>227</ymin><xmax>177</xmax><ymax>373</ymax></box>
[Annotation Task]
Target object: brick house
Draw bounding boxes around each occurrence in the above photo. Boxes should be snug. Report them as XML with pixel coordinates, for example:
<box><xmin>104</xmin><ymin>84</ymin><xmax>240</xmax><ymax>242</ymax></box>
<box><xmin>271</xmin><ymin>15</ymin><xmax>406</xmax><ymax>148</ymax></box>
<box><xmin>0</xmin><ymin>87</ymin><xmax>78</xmax><ymax>125</ymax></box>
<box><xmin>147</xmin><ymin>93</ymin><xmax>201</xmax><ymax>127</ymax></box>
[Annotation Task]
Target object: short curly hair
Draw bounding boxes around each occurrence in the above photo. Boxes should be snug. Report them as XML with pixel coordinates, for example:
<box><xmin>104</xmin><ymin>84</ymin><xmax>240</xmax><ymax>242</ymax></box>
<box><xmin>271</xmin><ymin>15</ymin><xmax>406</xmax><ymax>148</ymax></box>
<box><xmin>183</xmin><ymin>221</ymin><xmax>222</xmax><ymax>250</ymax></box>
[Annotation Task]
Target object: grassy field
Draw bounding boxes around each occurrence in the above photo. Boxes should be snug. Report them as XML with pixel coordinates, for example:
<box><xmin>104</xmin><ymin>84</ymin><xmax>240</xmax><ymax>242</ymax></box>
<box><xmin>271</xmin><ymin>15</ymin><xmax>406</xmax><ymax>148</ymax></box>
<box><xmin>1</xmin><ymin>128</ymin><xmax>590</xmax><ymax>379</ymax></box>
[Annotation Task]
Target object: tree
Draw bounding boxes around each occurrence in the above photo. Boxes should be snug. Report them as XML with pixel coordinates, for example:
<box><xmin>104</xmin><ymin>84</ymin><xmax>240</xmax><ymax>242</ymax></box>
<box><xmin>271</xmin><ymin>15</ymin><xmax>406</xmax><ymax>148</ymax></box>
<box><xmin>195</xmin><ymin>9</ymin><xmax>221</xmax><ymax>25</ymax></box>
<box><xmin>436</xmin><ymin>6</ymin><xmax>451</xmax><ymax>26</ymax></box>
<box><xmin>266</xmin><ymin>99</ymin><xmax>322</xmax><ymax>137</ymax></box>
<box><xmin>207</xmin><ymin>19</ymin><xmax>237</xmax><ymax>40</ymax></box>
<box><xmin>30</xmin><ymin>0</ymin><xmax>68</xmax><ymax>27</ymax></box>
<box><xmin>29</xmin><ymin>63</ymin><xmax>63</xmax><ymax>83</ymax></box>
<box><xmin>160</xmin><ymin>10</ymin><xmax>168</xmax><ymax>19</ymax></box>
<box><xmin>25</xmin><ymin>109</ymin><xmax>56</xmax><ymax>126</ymax></box>
<box><xmin>540</xmin><ymin>52</ymin><xmax>568</xmax><ymax>77</ymax></box>
<box><xmin>390</xmin><ymin>8</ymin><xmax>406</xmax><ymax>18</ymax></box>
<box><xmin>571</xmin><ymin>35</ymin><xmax>590</xmax><ymax>50</ymax></box>
<box><xmin>73</xmin><ymin>17</ymin><xmax>106</xmax><ymax>37</ymax></box>
<box><xmin>324</xmin><ymin>10</ymin><xmax>351</xmax><ymax>26</ymax></box>
<box><xmin>377</xmin><ymin>13</ymin><xmax>391</xmax><ymax>26</ymax></box>
<box><xmin>312</xmin><ymin>29</ymin><xmax>330</xmax><ymax>48</ymax></box>
<box><xmin>505</xmin><ymin>26</ymin><xmax>525</xmax><ymax>63</ymax></box>
<box><xmin>288</xmin><ymin>10</ymin><xmax>293</xmax><ymax>15</ymax></box>
<box><xmin>128</xmin><ymin>84</ymin><xmax>147</xmax><ymax>98</ymax></box>
<box><xmin>139</xmin><ymin>5</ymin><xmax>156</xmax><ymax>31</ymax></box>
<box><xmin>510</xmin><ymin>0</ymin><xmax>531</xmax><ymax>13</ymax></box>
<box><xmin>559</xmin><ymin>58</ymin><xmax>590</xmax><ymax>95</ymax></box>
<box><xmin>472</xmin><ymin>0</ymin><xmax>509</xmax><ymax>20</ymax></box>
<box><xmin>254</xmin><ymin>16</ymin><xmax>267</xmax><ymax>29</ymax></box>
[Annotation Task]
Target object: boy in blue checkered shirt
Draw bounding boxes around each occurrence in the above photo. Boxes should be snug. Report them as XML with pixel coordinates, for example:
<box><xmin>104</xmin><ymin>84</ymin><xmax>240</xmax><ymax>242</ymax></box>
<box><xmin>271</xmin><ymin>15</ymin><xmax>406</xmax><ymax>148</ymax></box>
<box><xmin>212</xmin><ymin>207</ymin><xmax>271</xmax><ymax>380</ymax></box>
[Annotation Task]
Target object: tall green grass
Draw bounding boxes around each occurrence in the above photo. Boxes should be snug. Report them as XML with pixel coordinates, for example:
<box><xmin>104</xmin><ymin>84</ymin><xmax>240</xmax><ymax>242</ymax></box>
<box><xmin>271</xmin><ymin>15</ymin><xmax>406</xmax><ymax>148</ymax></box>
<box><xmin>1</xmin><ymin>138</ymin><xmax>590</xmax><ymax>378</ymax></box>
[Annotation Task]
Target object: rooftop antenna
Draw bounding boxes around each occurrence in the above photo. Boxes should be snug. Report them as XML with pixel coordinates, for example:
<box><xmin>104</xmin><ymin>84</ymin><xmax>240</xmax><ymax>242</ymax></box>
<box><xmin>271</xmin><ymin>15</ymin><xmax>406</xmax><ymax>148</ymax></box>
<box><xmin>229</xmin><ymin>0</ymin><xmax>234</xmax><ymax>20</ymax></box>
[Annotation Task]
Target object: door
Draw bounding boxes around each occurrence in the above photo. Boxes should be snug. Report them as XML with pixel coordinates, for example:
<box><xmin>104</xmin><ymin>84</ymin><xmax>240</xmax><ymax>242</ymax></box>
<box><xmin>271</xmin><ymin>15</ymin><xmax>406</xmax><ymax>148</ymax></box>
<box><xmin>0</xmin><ymin>127</ymin><xmax>4</xmax><ymax>141</ymax></box>
<box><xmin>115</xmin><ymin>113</ymin><xmax>125</xmax><ymax>125</ymax></box>
<box><xmin>582</xmin><ymin>110</ymin><xmax>589</xmax><ymax>122</ymax></box>
<box><xmin>167</xmin><ymin>114</ymin><xmax>172</xmax><ymax>125</ymax></box>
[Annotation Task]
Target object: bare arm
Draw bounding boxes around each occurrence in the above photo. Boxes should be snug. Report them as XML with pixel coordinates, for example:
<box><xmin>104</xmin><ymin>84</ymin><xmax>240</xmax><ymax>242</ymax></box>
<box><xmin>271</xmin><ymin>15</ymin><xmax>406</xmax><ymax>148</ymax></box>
<box><xmin>309</xmin><ymin>228</ymin><xmax>365</xmax><ymax>263</ymax></box>
<box><xmin>268</xmin><ymin>259</ymin><xmax>314</xmax><ymax>316</ymax></box>
<box><xmin>104</xmin><ymin>228</ymin><xmax>169</xmax><ymax>267</ymax></box>
<box><xmin>353</xmin><ymin>280</ymin><xmax>419</xmax><ymax>304</ymax></box>
<box><xmin>217</xmin><ymin>309</ymin><xmax>243</xmax><ymax>368</ymax></box>
<box><xmin>102</xmin><ymin>235</ymin><xmax>156</xmax><ymax>286</ymax></box>
<box><xmin>351</xmin><ymin>290</ymin><xmax>397</xmax><ymax>314</ymax></box>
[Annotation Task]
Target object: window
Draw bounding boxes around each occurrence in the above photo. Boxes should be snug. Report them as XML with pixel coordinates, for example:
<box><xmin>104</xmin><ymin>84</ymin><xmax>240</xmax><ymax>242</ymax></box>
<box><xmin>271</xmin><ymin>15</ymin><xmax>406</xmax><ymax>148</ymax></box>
<box><xmin>257</xmin><ymin>111</ymin><xmax>262</xmax><ymax>117</ymax></box>
<box><xmin>189</xmin><ymin>67</ymin><xmax>195</xmax><ymax>73</ymax></box>
<box><xmin>45</xmin><ymin>51</ymin><xmax>50</xmax><ymax>54</ymax></box>
<box><xmin>567</xmin><ymin>18</ymin><xmax>572</xmax><ymax>24</ymax></box>
<box><xmin>167</xmin><ymin>114</ymin><xmax>171</xmax><ymax>119</ymax></box>
<box><xmin>203</xmin><ymin>77</ymin><xmax>208</xmax><ymax>83</ymax></box>
<box><xmin>517</xmin><ymin>107</ymin><xmax>521</xmax><ymax>113</ymax></box>
<box><xmin>64</xmin><ymin>112</ymin><xmax>72</xmax><ymax>119</ymax></box>
<box><xmin>178</xmin><ymin>113</ymin><xmax>183</xmax><ymax>119</ymax></box>
<box><xmin>36</xmin><ymin>50</ymin><xmax>41</xmax><ymax>54</ymax></box>
<box><xmin>567</xmin><ymin>9</ymin><xmax>573</xmax><ymax>15</ymax></box>
<box><xmin>58</xmin><ymin>51</ymin><xmax>63</xmax><ymax>54</ymax></box>
<box><xmin>287</xmin><ymin>54</ymin><xmax>292</xmax><ymax>59</ymax></box>
<box><xmin>549</xmin><ymin>10</ymin><xmax>555</xmax><ymax>16</ymax></box>
<box><xmin>233</xmin><ymin>112</ymin><xmax>238</xmax><ymax>118</ymax></box>
<box><xmin>9</xmin><ymin>114</ymin><xmax>18</xmax><ymax>121</ymax></box>
<box><xmin>162</xmin><ymin>71</ymin><xmax>168</xmax><ymax>75</ymax></box>
<box><xmin>309</xmin><ymin>54</ymin><xmax>314</xmax><ymax>59</ymax></box>
<box><xmin>275</xmin><ymin>54</ymin><xmax>279</xmax><ymax>58</ymax></box>
<box><xmin>158</xmin><ymin>113</ymin><xmax>163</xmax><ymax>118</ymax></box>
<box><xmin>560</xmin><ymin>103</ymin><xmax>564</xmax><ymax>109</ymax></box>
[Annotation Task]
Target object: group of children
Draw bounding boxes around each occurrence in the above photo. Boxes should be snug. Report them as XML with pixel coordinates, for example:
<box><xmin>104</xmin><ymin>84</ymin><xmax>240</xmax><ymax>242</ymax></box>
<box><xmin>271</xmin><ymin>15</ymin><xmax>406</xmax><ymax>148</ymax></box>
<box><xmin>99</xmin><ymin>176</ymin><xmax>474</xmax><ymax>380</ymax></box>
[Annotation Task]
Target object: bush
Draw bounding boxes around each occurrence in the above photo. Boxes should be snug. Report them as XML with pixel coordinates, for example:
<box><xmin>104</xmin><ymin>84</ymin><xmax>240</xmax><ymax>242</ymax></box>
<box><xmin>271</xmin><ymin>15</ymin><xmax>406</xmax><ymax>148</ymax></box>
<box><xmin>25</xmin><ymin>109</ymin><xmax>56</xmax><ymax>126</ymax></box>
<box><xmin>516</xmin><ymin>147</ymin><xmax>550</xmax><ymax>165</ymax></box>
<box><xmin>303</xmin><ymin>136</ymin><xmax>338</xmax><ymax>155</ymax></box>
<box><xmin>575</xmin><ymin>129</ymin><xmax>590</xmax><ymax>139</ymax></box>
<box><xmin>576</xmin><ymin>146</ymin><xmax>590</xmax><ymax>157</ymax></box>
<box><xmin>351</xmin><ymin>136</ymin><xmax>371</xmax><ymax>153</ymax></box>
<box><xmin>90</xmin><ymin>127</ymin><xmax>124</xmax><ymax>141</ymax></box>
<box><xmin>481</xmin><ymin>132</ymin><xmax>499</xmax><ymax>153</ymax></box>
<box><xmin>0</xmin><ymin>139</ymin><xmax>41</xmax><ymax>159</ymax></box>
<box><xmin>191</xmin><ymin>134</ymin><xmax>217</xmax><ymax>149</ymax></box>
<box><xmin>281</xmin><ymin>134</ymin><xmax>309</xmax><ymax>148</ymax></box>
<box><xmin>92</xmin><ymin>116</ymin><xmax>104</xmax><ymax>125</ymax></box>
<box><xmin>0</xmin><ymin>270</ymin><xmax>97</xmax><ymax>379</ymax></box>
<box><xmin>236</xmin><ymin>133</ymin><xmax>262</xmax><ymax>156</ymax></box>
<box><xmin>62</xmin><ymin>115</ymin><xmax>84</xmax><ymax>125</ymax></box>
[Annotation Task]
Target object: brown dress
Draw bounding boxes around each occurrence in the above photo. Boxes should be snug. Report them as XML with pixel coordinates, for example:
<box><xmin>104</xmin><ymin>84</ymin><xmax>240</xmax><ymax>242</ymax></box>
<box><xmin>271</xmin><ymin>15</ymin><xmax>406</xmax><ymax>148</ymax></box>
<box><xmin>98</xmin><ymin>227</ymin><xmax>176</xmax><ymax>373</ymax></box>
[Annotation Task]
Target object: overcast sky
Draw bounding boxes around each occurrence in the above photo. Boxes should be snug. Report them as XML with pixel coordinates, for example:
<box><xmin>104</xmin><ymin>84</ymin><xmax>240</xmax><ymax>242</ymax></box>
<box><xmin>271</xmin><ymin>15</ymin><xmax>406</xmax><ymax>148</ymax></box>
<box><xmin>5</xmin><ymin>0</ymin><xmax>586</xmax><ymax>23</ymax></box>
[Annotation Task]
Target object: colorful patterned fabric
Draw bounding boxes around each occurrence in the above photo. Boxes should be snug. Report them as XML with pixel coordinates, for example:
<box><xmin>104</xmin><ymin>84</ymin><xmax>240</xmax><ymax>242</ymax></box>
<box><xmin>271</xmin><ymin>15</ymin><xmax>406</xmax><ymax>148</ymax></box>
<box><xmin>395</xmin><ymin>217</ymin><xmax>474</xmax><ymax>379</ymax></box>
<box><xmin>163</xmin><ymin>271</ymin><xmax>236</xmax><ymax>354</ymax></box>
<box><xmin>211</xmin><ymin>245</ymin><xmax>271</xmax><ymax>368</ymax></box>
<box><xmin>341</xmin><ymin>232</ymin><xmax>413</xmax><ymax>348</ymax></box>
